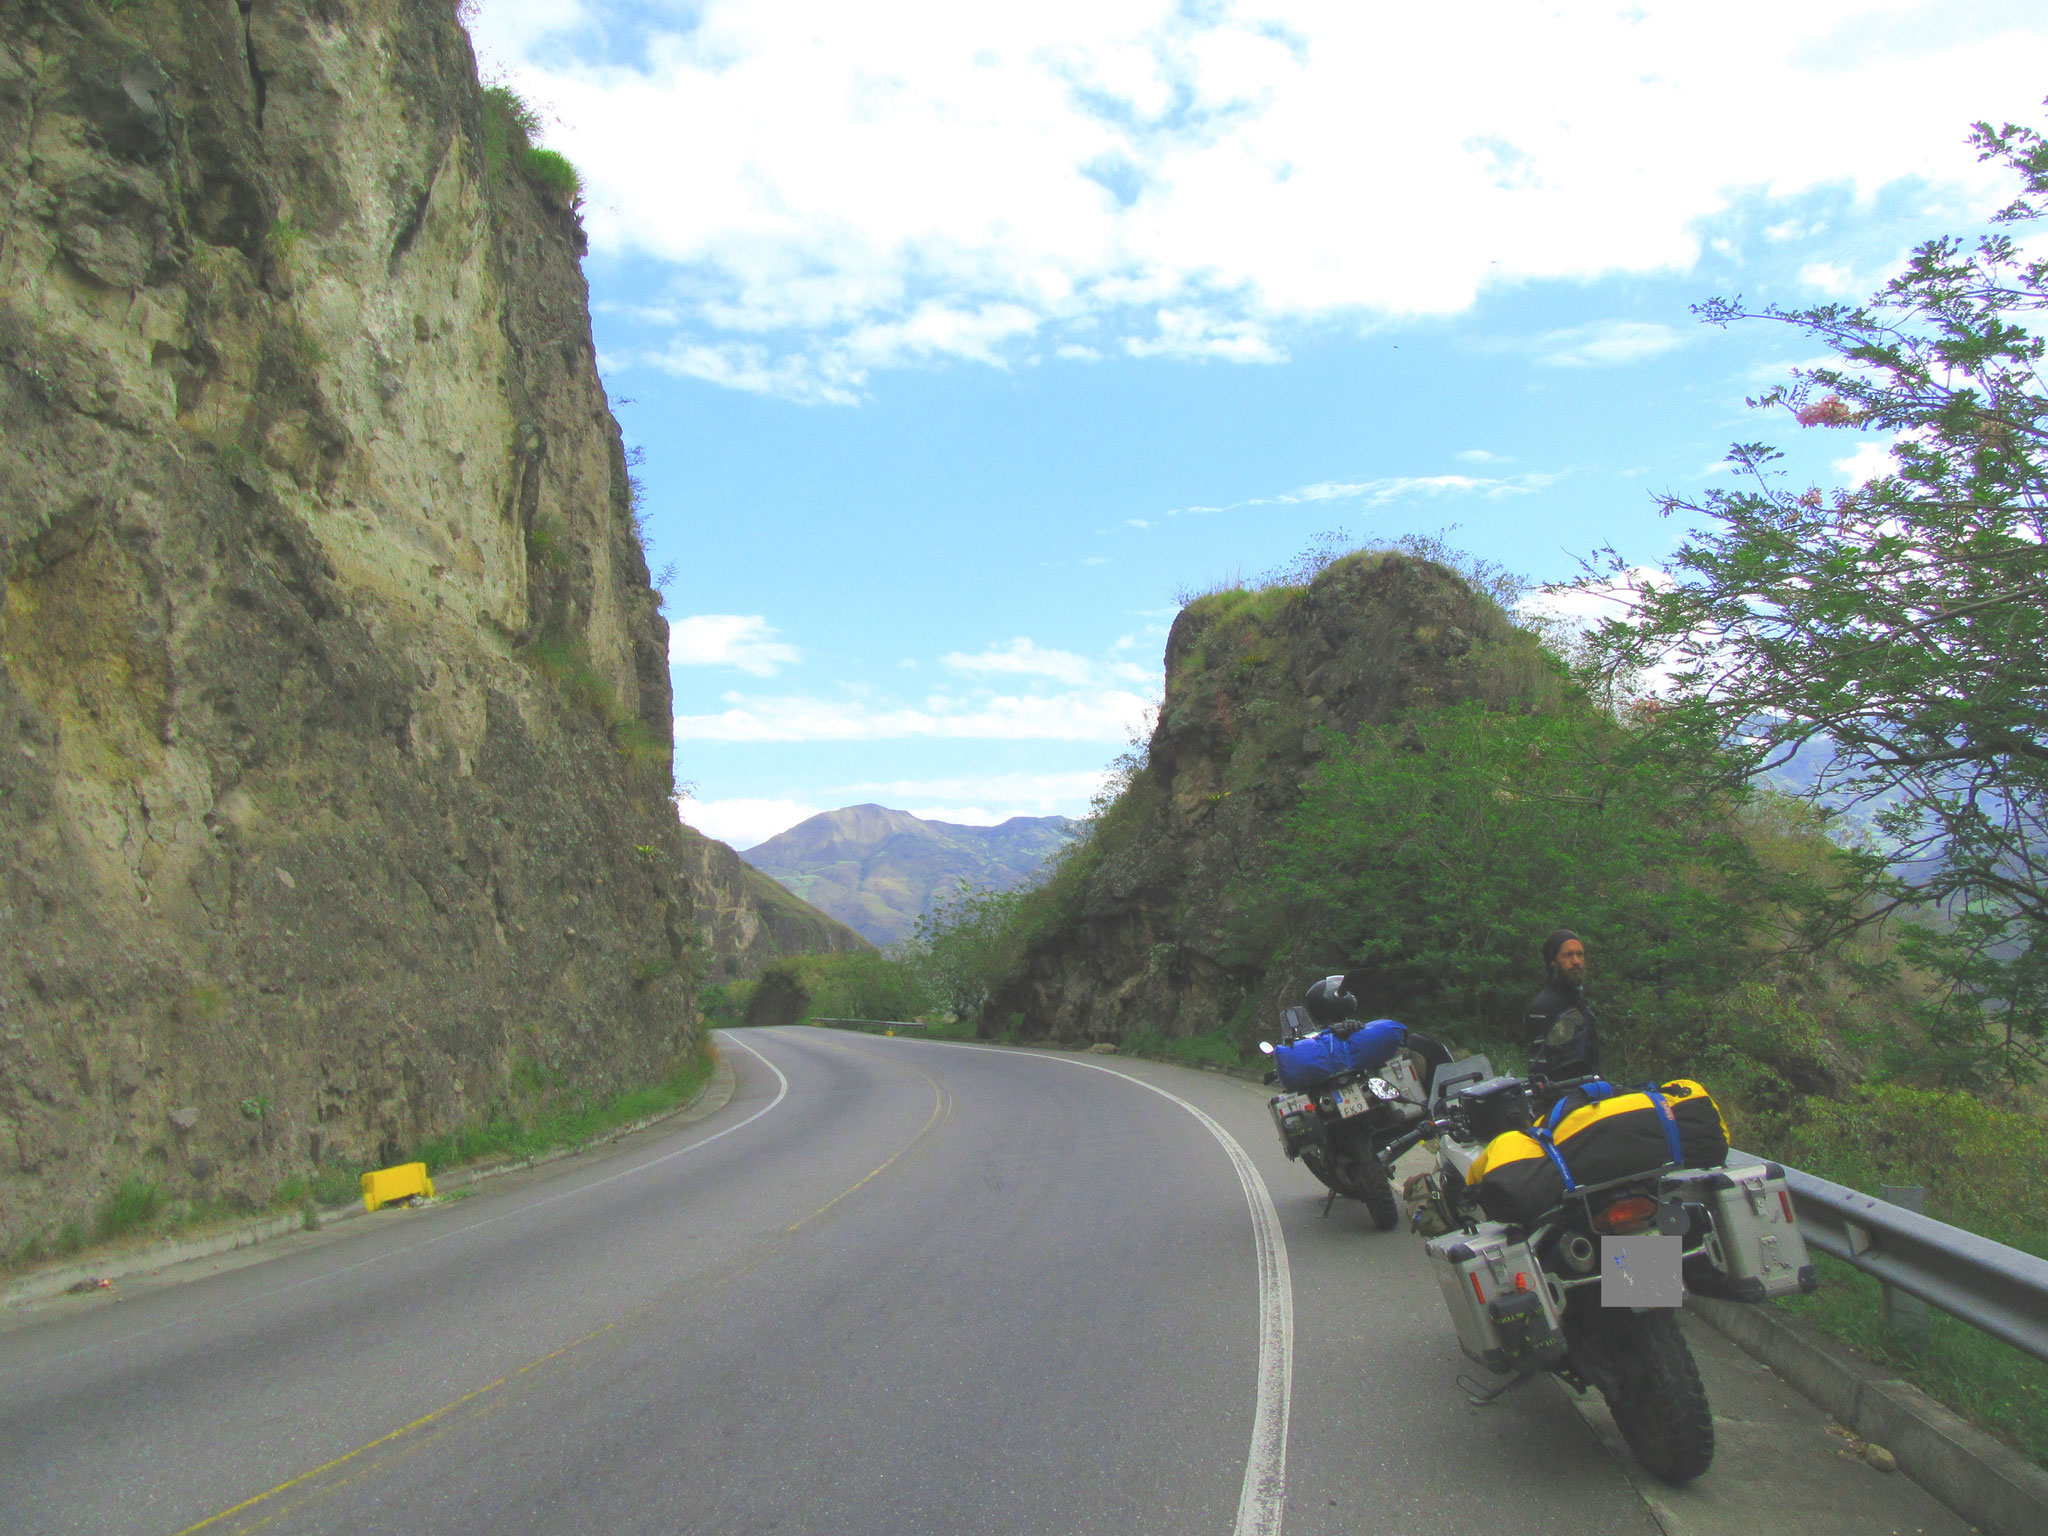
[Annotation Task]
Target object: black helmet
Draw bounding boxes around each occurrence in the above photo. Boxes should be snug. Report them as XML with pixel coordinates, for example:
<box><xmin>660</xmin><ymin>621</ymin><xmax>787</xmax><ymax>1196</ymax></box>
<box><xmin>1304</xmin><ymin>975</ymin><xmax>1358</xmax><ymax>1028</ymax></box>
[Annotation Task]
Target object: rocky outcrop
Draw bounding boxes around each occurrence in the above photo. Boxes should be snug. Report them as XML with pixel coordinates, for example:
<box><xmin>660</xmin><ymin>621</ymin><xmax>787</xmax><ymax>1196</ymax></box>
<box><xmin>680</xmin><ymin>826</ymin><xmax>871</xmax><ymax>980</ymax></box>
<box><xmin>0</xmin><ymin>0</ymin><xmax>815</xmax><ymax>1248</ymax></box>
<box><xmin>988</xmin><ymin>553</ymin><xmax>1554</xmax><ymax>1045</ymax></box>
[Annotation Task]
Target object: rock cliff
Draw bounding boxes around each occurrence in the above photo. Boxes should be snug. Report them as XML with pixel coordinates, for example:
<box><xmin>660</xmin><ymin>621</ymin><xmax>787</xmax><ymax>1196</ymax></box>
<box><xmin>680</xmin><ymin>826</ymin><xmax>872</xmax><ymax>980</ymax></box>
<box><xmin>988</xmin><ymin>553</ymin><xmax>1554</xmax><ymax>1045</ymax></box>
<box><xmin>0</xmin><ymin>0</ymin><xmax>835</xmax><ymax>1249</ymax></box>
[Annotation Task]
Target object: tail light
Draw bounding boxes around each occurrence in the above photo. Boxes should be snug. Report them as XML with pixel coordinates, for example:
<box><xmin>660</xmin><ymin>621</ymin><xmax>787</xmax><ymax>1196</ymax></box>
<box><xmin>1593</xmin><ymin>1194</ymin><xmax>1659</xmax><ymax>1233</ymax></box>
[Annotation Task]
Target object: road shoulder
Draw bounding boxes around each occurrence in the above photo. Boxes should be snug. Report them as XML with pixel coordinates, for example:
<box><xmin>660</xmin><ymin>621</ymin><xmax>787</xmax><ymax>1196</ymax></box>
<box><xmin>0</xmin><ymin>1045</ymin><xmax>738</xmax><ymax>1321</ymax></box>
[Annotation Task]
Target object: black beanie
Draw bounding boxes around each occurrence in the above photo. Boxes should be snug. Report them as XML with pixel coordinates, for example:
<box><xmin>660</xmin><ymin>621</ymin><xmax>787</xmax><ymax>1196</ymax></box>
<box><xmin>1542</xmin><ymin>928</ymin><xmax>1581</xmax><ymax>966</ymax></box>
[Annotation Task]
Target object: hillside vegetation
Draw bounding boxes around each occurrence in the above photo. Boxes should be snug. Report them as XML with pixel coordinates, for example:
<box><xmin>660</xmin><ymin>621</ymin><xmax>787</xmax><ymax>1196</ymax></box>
<box><xmin>744</xmin><ymin>804</ymin><xmax>1074</xmax><ymax>946</ymax></box>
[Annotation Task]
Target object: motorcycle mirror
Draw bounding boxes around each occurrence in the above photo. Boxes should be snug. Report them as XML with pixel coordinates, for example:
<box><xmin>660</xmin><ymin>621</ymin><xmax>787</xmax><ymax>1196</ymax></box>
<box><xmin>1257</xmin><ymin>1040</ymin><xmax>1276</xmax><ymax>1054</ymax></box>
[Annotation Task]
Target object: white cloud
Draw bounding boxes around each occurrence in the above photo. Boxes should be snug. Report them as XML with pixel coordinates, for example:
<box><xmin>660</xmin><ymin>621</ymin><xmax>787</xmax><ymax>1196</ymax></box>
<box><xmin>674</xmin><ymin>686</ymin><xmax>1154</xmax><ymax>742</ymax></box>
<box><xmin>471</xmin><ymin>1</ymin><xmax>2048</xmax><ymax>402</ymax></box>
<box><xmin>1523</xmin><ymin>567</ymin><xmax>1671</xmax><ymax>634</ymax></box>
<box><xmin>829</xmin><ymin>769</ymin><xmax>1110</xmax><ymax>819</ymax></box>
<box><xmin>942</xmin><ymin>637</ymin><xmax>1097</xmax><ymax>686</ymax></box>
<box><xmin>1530</xmin><ymin>321</ymin><xmax>1686</xmax><ymax>368</ymax></box>
<box><xmin>668</xmin><ymin>614</ymin><xmax>801</xmax><ymax>675</ymax></box>
<box><xmin>679</xmin><ymin>796</ymin><xmax>824</xmax><ymax>849</ymax></box>
<box><xmin>1834</xmin><ymin>439</ymin><xmax>1897</xmax><ymax>487</ymax></box>
<box><xmin>1456</xmin><ymin>448</ymin><xmax>1503</xmax><ymax>462</ymax></box>
<box><xmin>1799</xmin><ymin>259</ymin><xmax>1860</xmax><ymax>293</ymax></box>
<box><xmin>1169</xmin><ymin>469</ymin><xmax>1559</xmax><ymax>517</ymax></box>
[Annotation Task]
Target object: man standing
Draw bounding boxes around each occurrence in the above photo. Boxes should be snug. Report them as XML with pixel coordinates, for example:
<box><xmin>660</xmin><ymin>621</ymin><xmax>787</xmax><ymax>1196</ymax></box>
<box><xmin>1527</xmin><ymin>929</ymin><xmax>1599</xmax><ymax>1080</ymax></box>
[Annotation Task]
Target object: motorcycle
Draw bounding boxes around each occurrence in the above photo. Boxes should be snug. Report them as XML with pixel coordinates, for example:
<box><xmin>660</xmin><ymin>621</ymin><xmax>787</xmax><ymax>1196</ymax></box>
<box><xmin>1381</xmin><ymin>1054</ymin><xmax>1816</xmax><ymax>1487</ymax></box>
<box><xmin>1259</xmin><ymin>1004</ymin><xmax>1435</xmax><ymax>1232</ymax></box>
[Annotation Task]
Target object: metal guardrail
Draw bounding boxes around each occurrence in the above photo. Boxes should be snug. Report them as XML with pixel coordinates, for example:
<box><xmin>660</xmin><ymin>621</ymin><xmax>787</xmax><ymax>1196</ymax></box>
<box><xmin>812</xmin><ymin>1018</ymin><xmax>926</xmax><ymax>1031</ymax></box>
<box><xmin>1733</xmin><ymin>1149</ymin><xmax>2048</xmax><ymax>1364</ymax></box>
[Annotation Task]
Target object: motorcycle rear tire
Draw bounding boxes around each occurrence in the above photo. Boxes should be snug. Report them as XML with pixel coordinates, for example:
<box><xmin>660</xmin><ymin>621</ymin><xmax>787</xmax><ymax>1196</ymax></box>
<box><xmin>1600</xmin><ymin>1310</ymin><xmax>1715</xmax><ymax>1485</ymax></box>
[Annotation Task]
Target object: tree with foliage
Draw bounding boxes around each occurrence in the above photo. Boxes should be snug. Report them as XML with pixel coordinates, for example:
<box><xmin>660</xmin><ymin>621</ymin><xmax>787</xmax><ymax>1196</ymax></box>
<box><xmin>907</xmin><ymin>885</ymin><xmax>1027</xmax><ymax>1023</ymax></box>
<box><xmin>1264</xmin><ymin>702</ymin><xmax>1798</xmax><ymax>1075</ymax></box>
<box><xmin>1583</xmin><ymin>111</ymin><xmax>2048</xmax><ymax>1081</ymax></box>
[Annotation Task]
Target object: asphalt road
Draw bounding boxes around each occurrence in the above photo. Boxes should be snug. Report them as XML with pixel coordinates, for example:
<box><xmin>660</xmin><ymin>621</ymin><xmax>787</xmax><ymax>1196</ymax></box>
<box><xmin>0</xmin><ymin>1029</ymin><xmax>1962</xmax><ymax>1535</ymax></box>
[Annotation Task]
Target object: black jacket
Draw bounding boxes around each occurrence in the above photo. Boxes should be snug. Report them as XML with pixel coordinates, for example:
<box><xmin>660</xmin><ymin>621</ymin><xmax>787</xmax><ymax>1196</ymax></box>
<box><xmin>1526</xmin><ymin>979</ymin><xmax>1599</xmax><ymax>1079</ymax></box>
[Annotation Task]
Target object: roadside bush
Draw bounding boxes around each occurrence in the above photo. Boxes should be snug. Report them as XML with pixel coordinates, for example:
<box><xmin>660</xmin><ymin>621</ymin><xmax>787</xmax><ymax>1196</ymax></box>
<box><xmin>96</xmin><ymin>1178</ymin><xmax>163</xmax><ymax>1240</ymax></box>
<box><xmin>1739</xmin><ymin>1083</ymin><xmax>2048</xmax><ymax>1257</ymax></box>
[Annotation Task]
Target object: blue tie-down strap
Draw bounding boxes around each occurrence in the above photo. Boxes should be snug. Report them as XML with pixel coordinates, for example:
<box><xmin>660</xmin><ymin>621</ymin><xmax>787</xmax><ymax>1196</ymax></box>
<box><xmin>1529</xmin><ymin>1125</ymin><xmax>1577</xmax><ymax>1193</ymax></box>
<box><xmin>1545</xmin><ymin>1079</ymin><xmax>1616</xmax><ymax>1136</ymax></box>
<box><xmin>1641</xmin><ymin>1086</ymin><xmax>1685</xmax><ymax>1167</ymax></box>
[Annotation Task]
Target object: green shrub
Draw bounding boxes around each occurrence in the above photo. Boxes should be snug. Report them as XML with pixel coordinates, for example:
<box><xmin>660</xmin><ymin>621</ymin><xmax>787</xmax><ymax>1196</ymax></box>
<box><xmin>97</xmin><ymin>1178</ymin><xmax>163</xmax><ymax>1239</ymax></box>
<box><xmin>523</xmin><ymin>148</ymin><xmax>582</xmax><ymax>203</ymax></box>
<box><xmin>741</xmin><ymin>953</ymin><xmax>932</xmax><ymax>1028</ymax></box>
<box><xmin>410</xmin><ymin>1048</ymin><xmax>714</xmax><ymax>1174</ymax></box>
<box><xmin>1740</xmin><ymin>1083</ymin><xmax>2048</xmax><ymax>1256</ymax></box>
<box><xmin>1121</xmin><ymin>1028</ymin><xmax>1245</xmax><ymax>1072</ymax></box>
<box><xmin>480</xmin><ymin>84</ymin><xmax>542</xmax><ymax>176</ymax></box>
<box><xmin>525</xmin><ymin>511</ymin><xmax>566</xmax><ymax>569</ymax></box>
<box><xmin>309</xmin><ymin>1165</ymin><xmax>361</xmax><ymax>1207</ymax></box>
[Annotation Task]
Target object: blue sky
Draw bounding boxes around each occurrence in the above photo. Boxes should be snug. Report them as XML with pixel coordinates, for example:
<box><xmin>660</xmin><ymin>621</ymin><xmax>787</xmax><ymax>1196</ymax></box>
<box><xmin>469</xmin><ymin>1</ymin><xmax>2048</xmax><ymax>848</ymax></box>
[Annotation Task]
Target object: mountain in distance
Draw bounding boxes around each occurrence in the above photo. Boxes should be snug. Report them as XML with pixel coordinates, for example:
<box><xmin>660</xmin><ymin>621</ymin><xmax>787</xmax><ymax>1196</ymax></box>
<box><xmin>743</xmin><ymin>805</ymin><xmax>1078</xmax><ymax>947</ymax></box>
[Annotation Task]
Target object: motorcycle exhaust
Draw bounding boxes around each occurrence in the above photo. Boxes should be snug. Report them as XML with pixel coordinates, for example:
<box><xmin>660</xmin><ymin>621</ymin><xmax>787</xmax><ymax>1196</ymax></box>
<box><xmin>1557</xmin><ymin>1231</ymin><xmax>1598</xmax><ymax>1275</ymax></box>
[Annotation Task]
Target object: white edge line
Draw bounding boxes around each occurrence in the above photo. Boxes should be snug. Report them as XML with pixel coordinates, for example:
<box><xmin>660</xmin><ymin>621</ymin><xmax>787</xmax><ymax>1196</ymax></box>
<box><xmin>828</xmin><ymin>1033</ymin><xmax>1293</xmax><ymax>1536</ymax></box>
<box><xmin>11</xmin><ymin>1032</ymin><xmax>793</xmax><ymax>1376</ymax></box>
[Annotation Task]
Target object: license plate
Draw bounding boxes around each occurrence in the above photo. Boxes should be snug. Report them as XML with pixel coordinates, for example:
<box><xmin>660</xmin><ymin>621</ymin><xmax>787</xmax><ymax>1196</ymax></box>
<box><xmin>1334</xmin><ymin>1083</ymin><xmax>1372</xmax><ymax>1118</ymax></box>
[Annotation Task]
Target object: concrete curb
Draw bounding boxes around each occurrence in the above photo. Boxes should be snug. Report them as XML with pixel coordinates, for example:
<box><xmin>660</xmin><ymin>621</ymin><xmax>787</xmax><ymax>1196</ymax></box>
<box><xmin>0</xmin><ymin>1049</ymin><xmax>736</xmax><ymax>1313</ymax></box>
<box><xmin>1687</xmin><ymin>1292</ymin><xmax>2048</xmax><ymax>1536</ymax></box>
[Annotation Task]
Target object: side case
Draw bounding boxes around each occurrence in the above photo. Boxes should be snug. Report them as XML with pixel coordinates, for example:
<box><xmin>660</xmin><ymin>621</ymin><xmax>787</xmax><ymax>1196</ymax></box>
<box><xmin>1424</xmin><ymin>1224</ymin><xmax>1567</xmax><ymax>1375</ymax></box>
<box><xmin>1268</xmin><ymin>1092</ymin><xmax>1316</xmax><ymax>1160</ymax></box>
<box><xmin>1671</xmin><ymin>1162</ymin><xmax>1818</xmax><ymax>1301</ymax></box>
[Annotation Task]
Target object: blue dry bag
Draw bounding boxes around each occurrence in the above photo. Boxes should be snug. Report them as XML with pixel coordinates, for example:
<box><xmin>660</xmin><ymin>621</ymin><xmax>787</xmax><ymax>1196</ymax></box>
<box><xmin>1273</xmin><ymin>1020</ymin><xmax>1408</xmax><ymax>1090</ymax></box>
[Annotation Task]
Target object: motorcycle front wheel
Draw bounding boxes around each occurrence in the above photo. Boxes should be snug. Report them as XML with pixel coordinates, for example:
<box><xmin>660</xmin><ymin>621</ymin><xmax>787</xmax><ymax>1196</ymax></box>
<box><xmin>1597</xmin><ymin>1309</ymin><xmax>1715</xmax><ymax>1485</ymax></box>
<box><xmin>1340</xmin><ymin>1149</ymin><xmax>1400</xmax><ymax>1231</ymax></box>
<box><xmin>1301</xmin><ymin>1147</ymin><xmax>1400</xmax><ymax>1231</ymax></box>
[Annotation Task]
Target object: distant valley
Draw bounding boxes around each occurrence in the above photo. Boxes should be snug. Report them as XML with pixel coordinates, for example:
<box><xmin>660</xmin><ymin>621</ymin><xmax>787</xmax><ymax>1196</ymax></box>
<box><xmin>744</xmin><ymin>805</ymin><xmax>1077</xmax><ymax>946</ymax></box>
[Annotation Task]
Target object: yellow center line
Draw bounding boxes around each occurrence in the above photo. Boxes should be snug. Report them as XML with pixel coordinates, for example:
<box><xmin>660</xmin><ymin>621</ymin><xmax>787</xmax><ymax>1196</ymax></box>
<box><xmin>786</xmin><ymin>1067</ymin><xmax>950</xmax><ymax>1234</ymax></box>
<box><xmin>175</xmin><ymin>1037</ymin><xmax>956</xmax><ymax>1536</ymax></box>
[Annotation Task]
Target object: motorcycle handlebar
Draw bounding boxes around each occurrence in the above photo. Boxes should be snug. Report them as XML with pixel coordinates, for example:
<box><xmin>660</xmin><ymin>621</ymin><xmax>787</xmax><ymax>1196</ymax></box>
<box><xmin>1378</xmin><ymin>1121</ymin><xmax>1437</xmax><ymax>1163</ymax></box>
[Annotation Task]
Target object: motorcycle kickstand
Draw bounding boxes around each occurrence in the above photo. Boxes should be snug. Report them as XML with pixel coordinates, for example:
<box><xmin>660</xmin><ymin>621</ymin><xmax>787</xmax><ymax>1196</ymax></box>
<box><xmin>1456</xmin><ymin>1371</ymin><xmax>1540</xmax><ymax>1408</ymax></box>
<box><xmin>1320</xmin><ymin>1187</ymin><xmax>1340</xmax><ymax>1218</ymax></box>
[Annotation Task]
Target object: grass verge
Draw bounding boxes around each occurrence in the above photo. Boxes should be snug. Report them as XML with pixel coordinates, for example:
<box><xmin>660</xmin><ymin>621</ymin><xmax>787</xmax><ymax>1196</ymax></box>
<box><xmin>1119</xmin><ymin>1028</ymin><xmax>1249</xmax><ymax>1073</ymax></box>
<box><xmin>410</xmin><ymin>1048</ymin><xmax>715</xmax><ymax>1174</ymax></box>
<box><xmin>1778</xmin><ymin>1253</ymin><xmax>2048</xmax><ymax>1470</ymax></box>
<box><xmin>2</xmin><ymin>1047</ymin><xmax>717</xmax><ymax>1281</ymax></box>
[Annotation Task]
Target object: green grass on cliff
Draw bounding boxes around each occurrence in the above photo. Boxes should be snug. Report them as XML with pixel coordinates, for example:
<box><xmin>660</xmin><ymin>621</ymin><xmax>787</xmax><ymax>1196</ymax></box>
<box><xmin>480</xmin><ymin>84</ymin><xmax>585</xmax><ymax>206</ymax></box>
<box><xmin>408</xmin><ymin>1047</ymin><xmax>714</xmax><ymax>1175</ymax></box>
